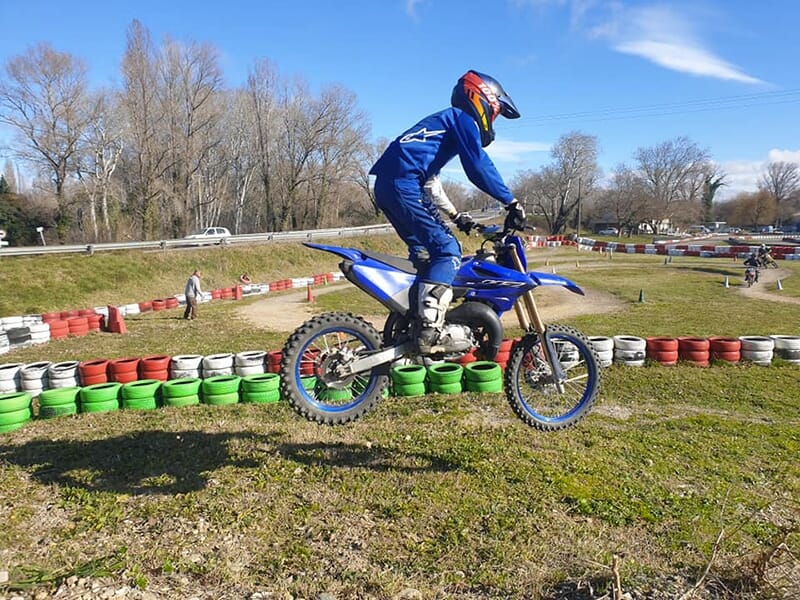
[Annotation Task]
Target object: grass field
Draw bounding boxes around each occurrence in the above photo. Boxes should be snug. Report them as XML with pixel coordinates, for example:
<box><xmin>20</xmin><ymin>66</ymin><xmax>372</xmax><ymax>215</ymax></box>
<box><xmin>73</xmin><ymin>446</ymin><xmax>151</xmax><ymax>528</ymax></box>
<box><xmin>0</xmin><ymin>236</ymin><xmax>798</xmax><ymax>599</ymax></box>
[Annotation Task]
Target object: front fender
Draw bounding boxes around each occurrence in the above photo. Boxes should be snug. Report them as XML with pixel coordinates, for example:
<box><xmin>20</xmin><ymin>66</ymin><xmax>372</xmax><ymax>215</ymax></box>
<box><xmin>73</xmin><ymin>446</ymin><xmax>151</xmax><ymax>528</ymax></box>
<box><xmin>528</xmin><ymin>271</ymin><xmax>585</xmax><ymax>295</ymax></box>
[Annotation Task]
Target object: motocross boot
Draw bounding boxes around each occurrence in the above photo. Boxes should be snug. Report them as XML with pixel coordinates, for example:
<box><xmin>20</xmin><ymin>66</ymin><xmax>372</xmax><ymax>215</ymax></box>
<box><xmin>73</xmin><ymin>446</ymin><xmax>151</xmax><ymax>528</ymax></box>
<box><xmin>415</xmin><ymin>282</ymin><xmax>471</xmax><ymax>354</ymax></box>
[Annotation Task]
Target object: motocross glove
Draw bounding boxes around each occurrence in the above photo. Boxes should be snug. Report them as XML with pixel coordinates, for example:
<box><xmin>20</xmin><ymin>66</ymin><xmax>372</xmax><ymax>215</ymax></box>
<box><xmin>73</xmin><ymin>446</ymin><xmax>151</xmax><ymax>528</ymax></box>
<box><xmin>453</xmin><ymin>212</ymin><xmax>477</xmax><ymax>234</ymax></box>
<box><xmin>504</xmin><ymin>199</ymin><xmax>526</xmax><ymax>230</ymax></box>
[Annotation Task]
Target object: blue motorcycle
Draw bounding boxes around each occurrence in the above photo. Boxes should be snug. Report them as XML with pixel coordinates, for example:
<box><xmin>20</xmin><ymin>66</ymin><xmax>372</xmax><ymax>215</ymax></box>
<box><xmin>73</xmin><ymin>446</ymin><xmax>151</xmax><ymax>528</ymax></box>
<box><xmin>279</xmin><ymin>224</ymin><xmax>601</xmax><ymax>430</ymax></box>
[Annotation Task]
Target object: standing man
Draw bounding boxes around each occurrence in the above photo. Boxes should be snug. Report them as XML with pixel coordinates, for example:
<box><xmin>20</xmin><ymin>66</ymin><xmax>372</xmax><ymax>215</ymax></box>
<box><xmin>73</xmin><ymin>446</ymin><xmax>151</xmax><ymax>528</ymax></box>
<box><xmin>369</xmin><ymin>70</ymin><xmax>525</xmax><ymax>353</ymax></box>
<box><xmin>184</xmin><ymin>269</ymin><xmax>202</xmax><ymax>320</ymax></box>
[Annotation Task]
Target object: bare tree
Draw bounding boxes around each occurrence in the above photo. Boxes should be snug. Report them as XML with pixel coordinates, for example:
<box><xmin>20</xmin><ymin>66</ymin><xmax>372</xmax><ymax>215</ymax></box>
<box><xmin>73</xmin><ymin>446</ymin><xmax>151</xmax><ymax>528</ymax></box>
<box><xmin>730</xmin><ymin>190</ymin><xmax>777</xmax><ymax>230</ymax></box>
<box><xmin>759</xmin><ymin>161</ymin><xmax>799</xmax><ymax>226</ymax></box>
<box><xmin>634</xmin><ymin>136</ymin><xmax>710</xmax><ymax>231</ymax></box>
<box><xmin>514</xmin><ymin>131</ymin><xmax>599</xmax><ymax>234</ymax></box>
<box><xmin>0</xmin><ymin>43</ymin><xmax>95</xmax><ymax>239</ymax></box>
<box><xmin>595</xmin><ymin>164</ymin><xmax>649</xmax><ymax>235</ymax></box>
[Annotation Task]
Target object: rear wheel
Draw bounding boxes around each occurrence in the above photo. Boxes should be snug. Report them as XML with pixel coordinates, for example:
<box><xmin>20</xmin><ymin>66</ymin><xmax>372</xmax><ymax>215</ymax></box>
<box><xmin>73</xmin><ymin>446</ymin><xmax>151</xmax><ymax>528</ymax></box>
<box><xmin>280</xmin><ymin>312</ymin><xmax>389</xmax><ymax>424</ymax></box>
<box><xmin>504</xmin><ymin>324</ymin><xmax>600</xmax><ymax>431</ymax></box>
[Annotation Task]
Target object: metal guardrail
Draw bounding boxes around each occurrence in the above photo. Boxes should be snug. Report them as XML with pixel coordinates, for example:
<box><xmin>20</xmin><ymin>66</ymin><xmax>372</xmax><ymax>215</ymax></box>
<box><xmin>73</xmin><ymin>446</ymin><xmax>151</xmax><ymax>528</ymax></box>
<box><xmin>0</xmin><ymin>224</ymin><xmax>397</xmax><ymax>258</ymax></box>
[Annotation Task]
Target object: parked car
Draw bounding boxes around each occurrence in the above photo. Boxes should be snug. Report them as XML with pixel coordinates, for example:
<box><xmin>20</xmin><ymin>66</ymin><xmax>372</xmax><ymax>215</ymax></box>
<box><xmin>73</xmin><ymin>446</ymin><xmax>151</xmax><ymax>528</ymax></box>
<box><xmin>597</xmin><ymin>227</ymin><xmax>618</xmax><ymax>236</ymax></box>
<box><xmin>184</xmin><ymin>227</ymin><xmax>231</xmax><ymax>241</ymax></box>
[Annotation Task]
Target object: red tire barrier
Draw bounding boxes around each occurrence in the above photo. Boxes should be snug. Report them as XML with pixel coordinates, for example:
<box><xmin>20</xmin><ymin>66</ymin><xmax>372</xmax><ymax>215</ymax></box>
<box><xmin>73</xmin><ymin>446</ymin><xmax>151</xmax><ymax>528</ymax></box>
<box><xmin>266</xmin><ymin>350</ymin><xmax>283</xmax><ymax>374</ymax></box>
<box><xmin>646</xmin><ymin>337</ymin><xmax>679</xmax><ymax>365</ymax></box>
<box><xmin>452</xmin><ymin>348</ymin><xmax>478</xmax><ymax>365</ymax></box>
<box><xmin>709</xmin><ymin>337</ymin><xmax>741</xmax><ymax>363</ymax></box>
<box><xmin>67</xmin><ymin>316</ymin><xmax>89</xmax><ymax>337</ymax></box>
<box><xmin>60</xmin><ymin>310</ymin><xmax>80</xmax><ymax>320</ymax></box>
<box><xmin>165</xmin><ymin>297</ymin><xmax>179</xmax><ymax>309</ymax></box>
<box><xmin>79</xmin><ymin>359</ymin><xmax>109</xmax><ymax>386</ymax></box>
<box><xmin>211</xmin><ymin>289</ymin><xmax>222</xmax><ymax>300</ymax></box>
<box><xmin>48</xmin><ymin>319</ymin><xmax>70</xmax><ymax>339</ymax></box>
<box><xmin>152</xmin><ymin>299</ymin><xmax>167</xmax><ymax>311</ymax></box>
<box><xmin>140</xmin><ymin>355</ymin><xmax>171</xmax><ymax>381</ymax></box>
<box><xmin>109</xmin><ymin>357</ymin><xmax>140</xmax><ymax>383</ymax></box>
<box><xmin>87</xmin><ymin>314</ymin><xmax>104</xmax><ymax>331</ymax></box>
<box><xmin>138</xmin><ymin>301</ymin><xmax>153</xmax><ymax>313</ymax></box>
<box><xmin>78</xmin><ymin>309</ymin><xmax>96</xmax><ymax>317</ymax></box>
<box><xmin>678</xmin><ymin>337</ymin><xmax>710</xmax><ymax>367</ymax></box>
<box><xmin>42</xmin><ymin>312</ymin><xmax>61</xmax><ymax>323</ymax></box>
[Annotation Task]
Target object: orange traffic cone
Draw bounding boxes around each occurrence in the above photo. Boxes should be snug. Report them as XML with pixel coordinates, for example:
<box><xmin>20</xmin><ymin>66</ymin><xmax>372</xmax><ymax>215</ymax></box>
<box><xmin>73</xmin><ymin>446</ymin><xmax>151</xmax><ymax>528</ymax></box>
<box><xmin>307</xmin><ymin>284</ymin><xmax>314</xmax><ymax>303</ymax></box>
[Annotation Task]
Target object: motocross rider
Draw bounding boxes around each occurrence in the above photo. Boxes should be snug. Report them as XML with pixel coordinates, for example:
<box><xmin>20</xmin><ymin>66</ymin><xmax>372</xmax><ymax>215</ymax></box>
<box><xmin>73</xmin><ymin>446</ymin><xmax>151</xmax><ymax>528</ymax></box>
<box><xmin>369</xmin><ymin>70</ymin><xmax>525</xmax><ymax>353</ymax></box>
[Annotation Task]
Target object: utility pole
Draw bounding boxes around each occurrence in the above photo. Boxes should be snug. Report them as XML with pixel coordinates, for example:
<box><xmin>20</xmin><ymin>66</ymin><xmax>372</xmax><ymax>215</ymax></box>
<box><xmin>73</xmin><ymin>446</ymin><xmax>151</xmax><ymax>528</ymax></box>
<box><xmin>576</xmin><ymin>177</ymin><xmax>582</xmax><ymax>237</ymax></box>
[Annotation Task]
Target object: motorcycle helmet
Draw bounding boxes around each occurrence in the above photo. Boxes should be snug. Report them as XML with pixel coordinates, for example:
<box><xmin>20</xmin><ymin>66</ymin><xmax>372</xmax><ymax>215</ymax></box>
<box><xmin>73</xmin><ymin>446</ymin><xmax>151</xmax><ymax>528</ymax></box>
<box><xmin>451</xmin><ymin>70</ymin><xmax>520</xmax><ymax>147</ymax></box>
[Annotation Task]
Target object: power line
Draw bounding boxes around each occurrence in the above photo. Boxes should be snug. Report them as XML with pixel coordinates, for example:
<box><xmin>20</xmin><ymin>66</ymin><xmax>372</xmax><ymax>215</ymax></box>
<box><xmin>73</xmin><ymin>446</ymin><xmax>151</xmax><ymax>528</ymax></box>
<box><xmin>507</xmin><ymin>88</ymin><xmax>800</xmax><ymax>128</ymax></box>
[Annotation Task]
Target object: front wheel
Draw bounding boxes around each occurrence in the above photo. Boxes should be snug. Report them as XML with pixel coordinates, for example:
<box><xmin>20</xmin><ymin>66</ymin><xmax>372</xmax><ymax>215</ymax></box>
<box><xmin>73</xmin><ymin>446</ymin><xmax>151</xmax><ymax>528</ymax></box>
<box><xmin>504</xmin><ymin>324</ymin><xmax>601</xmax><ymax>431</ymax></box>
<box><xmin>280</xmin><ymin>312</ymin><xmax>389</xmax><ymax>424</ymax></box>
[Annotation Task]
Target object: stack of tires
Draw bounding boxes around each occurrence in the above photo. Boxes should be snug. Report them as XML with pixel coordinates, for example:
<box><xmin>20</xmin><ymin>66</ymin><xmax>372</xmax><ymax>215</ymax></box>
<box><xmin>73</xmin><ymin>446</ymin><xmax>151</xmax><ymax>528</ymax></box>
<box><xmin>38</xmin><ymin>387</ymin><xmax>80</xmax><ymax>419</ymax></box>
<box><xmin>201</xmin><ymin>375</ymin><xmax>241</xmax><ymax>405</ymax></box>
<box><xmin>463</xmin><ymin>361</ymin><xmax>503</xmax><ymax>393</ymax></box>
<box><xmin>202</xmin><ymin>353</ymin><xmax>234</xmax><ymax>377</ymax></box>
<box><xmin>78</xmin><ymin>359</ymin><xmax>109</xmax><ymax>385</ymax></box>
<box><xmin>739</xmin><ymin>336</ymin><xmax>774</xmax><ymax>366</ymax></box>
<box><xmin>160</xmin><ymin>378</ymin><xmax>202</xmax><ymax>408</ymax></box>
<box><xmin>20</xmin><ymin>362</ymin><xmax>51</xmax><ymax>397</ymax></box>
<box><xmin>170</xmin><ymin>355</ymin><xmax>203</xmax><ymax>379</ymax></box>
<box><xmin>67</xmin><ymin>316</ymin><xmax>89</xmax><ymax>337</ymax></box>
<box><xmin>772</xmin><ymin>335</ymin><xmax>800</xmax><ymax>364</ymax></box>
<box><xmin>613</xmin><ymin>336</ymin><xmax>646</xmax><ymax>367</ymax></box>
<box><xmin>79</xmin><ymin>382</ymin><xmax>121</xmax><ymax>413</ymax></box>
<box><xmin>588</xmin><ymin>337</ymin><xmax>614</xmax><ymax>368</ymax></box>
<box><xmin>646</xmin><ymin>337</ymin><xmax>678</xmax><ymax>366</ymax></box>
<box><xmin>0</xmin><ymin>391</ymin><xmax>32</xmax><ymax>432</ymax></box>
<box><xmin>391</xmin><ymin>364</ymin><xmax>427</xmax><ymax>397</ymax></box>
<box><xmin>47</xmin><ymin>319</ymin><xmax>69</xmax><ymax>340</ymax></box>
<box><xmin>0</xmin><ymin>331</ymin><xmax>8</xmax><ymax>355</ymax></box>
<box><xmin>234</xmin><ymin>351</ymin><xmax>267</xmax><ymax>376</ymax></box>
<box><xmin>48</xmin><ymin>361</ymin><xmax>80</xmax><ymax>388</ymax></box>
<box><xmin>0</xmin><ymin>363</ymin><xmax>22</xmax><ymax>394</ymax></box>
<box><xmin>108</xmin><ymin>357</ymin><xmax>140</xmax><ymax>383</ymax></box>
<box><xmin>241</xmin><ymin>373</ymin><xmax>280</xmax><ymax>403</ymax></box>
<box><xmin>426</xmin><ymin>363</ymin><xmax>463</xmax><ymax>394</ymax></box>
<box><xmin>29</xmin><ymin>322</ymin><xmax>50</xmax><ymax>345</ymax></box>
<box><xmin>140</xmin><ymin>355</ymin><xmax>171</xmax><ymax>381</ymax></box>
<box><xmin>266</xmin><ymin>351</ymin><xmax>283</xmax><ymax>374</ymax></box>
<box><xmin>493</xmin><ymin>339</ymin><xmax>514</xmax><ymax>370</ymax></box>
<box><xmin>678</xmin><ymin>337</ymin><xmax>710</xmax><ymax>367</ymax></box>
<box><xmin>121</xmin><ymin>379</ymin><xmax>161</xmax><ymax>410</ymax></box>
<box><xmin>6</xmin><ymin>327</ymin><xmax>31</xmax><ymax>349</ymax></box>
<box><xmin>709</xmin><ymin>337</ymin><xmax>740</xmax><ymax>363</ymax></box>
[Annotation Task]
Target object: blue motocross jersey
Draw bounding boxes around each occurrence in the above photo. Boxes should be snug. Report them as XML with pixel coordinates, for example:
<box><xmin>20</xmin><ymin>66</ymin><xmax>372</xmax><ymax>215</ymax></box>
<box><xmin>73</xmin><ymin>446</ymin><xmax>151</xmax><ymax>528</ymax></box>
<box><xmin>369</xmin><ymin>107</ymin><xmax>515</xmax><ymax>205</ymax></box>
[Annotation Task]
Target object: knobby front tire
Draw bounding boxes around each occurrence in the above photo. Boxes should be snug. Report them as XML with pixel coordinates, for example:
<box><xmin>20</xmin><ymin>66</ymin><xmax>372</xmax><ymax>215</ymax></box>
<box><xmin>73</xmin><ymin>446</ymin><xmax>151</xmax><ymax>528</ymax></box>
<box><xmin>280</xmin><ymin>312</ymin><xmax>389</xmax><ymax>425</ymax></box>
<box><xmin>504</xmin><ymin>324</ymin><xmax>601</xmax><ymax>431</ymax></box>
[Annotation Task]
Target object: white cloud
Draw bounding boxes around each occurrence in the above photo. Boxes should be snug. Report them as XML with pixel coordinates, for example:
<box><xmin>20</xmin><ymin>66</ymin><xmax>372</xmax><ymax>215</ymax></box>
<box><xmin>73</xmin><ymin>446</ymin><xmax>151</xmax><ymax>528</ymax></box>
<box><xmin>715</xmin><ymin>148</ymin><xmax>800</xmax><ymax>200</ymax></box>
<box><xmin>485</xmin><ymin>139</ymin><xmax>551</xmax><ymax>162</ymax></box>
<box><xmin>768</xmin><ymin>149</ymin><xmax>800</xmax><ymax>163</ymax></box>
<box><xmin>405</xmin><ymin>0</ymin><xmax>425</xmax><ymax>19</ymax></box>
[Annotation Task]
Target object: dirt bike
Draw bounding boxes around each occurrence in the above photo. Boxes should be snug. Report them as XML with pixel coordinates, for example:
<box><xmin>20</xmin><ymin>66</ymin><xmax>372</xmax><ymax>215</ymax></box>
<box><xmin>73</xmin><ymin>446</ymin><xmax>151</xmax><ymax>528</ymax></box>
<box><xmin>758</xmin><ymin>252</ymin><xmax>778</xmax><ymax>269</ymax></box>
<box><xmin>279</xmin><ymin>222</ymin><xmax>601</xmax><ymax>431</ymax></box>
<box><xmin>744</xmin><ymin>266</ymin><xmax>759</xmax><ymax>287</ymax></box>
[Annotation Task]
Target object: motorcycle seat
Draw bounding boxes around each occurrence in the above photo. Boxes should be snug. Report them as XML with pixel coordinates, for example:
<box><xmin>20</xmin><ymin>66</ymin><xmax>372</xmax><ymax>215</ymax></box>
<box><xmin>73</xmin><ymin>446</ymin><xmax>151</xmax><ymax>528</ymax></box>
<box><xmin>360</xmin><ymin>250</ymin><xmax>419</xmax><ymax>274</ymax></box>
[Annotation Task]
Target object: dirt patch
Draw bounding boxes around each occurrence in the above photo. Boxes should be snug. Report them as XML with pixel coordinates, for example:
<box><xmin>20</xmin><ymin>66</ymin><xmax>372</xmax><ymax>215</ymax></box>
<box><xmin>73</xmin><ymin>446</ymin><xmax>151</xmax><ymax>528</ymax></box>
<box><xmin>237</xmin><ymin>280</ymin><xmax>625</xmax><ymax>333</ymax></box>
<box><xmin>735</xmin><ymin>267</ymin><xmax>800</xmax><ymax>304</ymax></box>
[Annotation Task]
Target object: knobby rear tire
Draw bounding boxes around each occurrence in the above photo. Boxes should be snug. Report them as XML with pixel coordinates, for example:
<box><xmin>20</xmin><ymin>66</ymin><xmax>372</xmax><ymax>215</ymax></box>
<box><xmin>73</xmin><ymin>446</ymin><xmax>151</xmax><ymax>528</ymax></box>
<box><xmin>504</xmin><ymin>324</ymin><xmax>601</xmax><ymax>431</ymax></box>
<box><xmin>280</xmin><ymin>312</ymin><xmax>389</xmax><ymax>425</ymax></box>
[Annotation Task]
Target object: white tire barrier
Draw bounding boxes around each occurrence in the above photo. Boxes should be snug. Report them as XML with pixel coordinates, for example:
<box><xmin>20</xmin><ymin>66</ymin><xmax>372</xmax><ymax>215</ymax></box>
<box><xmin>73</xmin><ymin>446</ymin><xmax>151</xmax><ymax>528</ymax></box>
<box><xmin>48</xmin><ymin>361</ymin><xmax>80</xmax><ymax>389</ymax></box>
<box><xmin>29</xmin><ymin>322</ymin><xmax>51</xmax><ymax>344</ymax></box>
<box><xmin>202</xmin><ymin>353</ymin><xmax>233</xmax><ymax>376</ymax></box>
<box><xmin>234</xmin><ymin>350</ymin><xmax>266</xmax><ymax>376</ymax></box>
<box><xmin>170</xmin><ymin>354</ymin><xmax>203</xmax><ymax>379</ymax></box>
<box><xmin>770</xmin><ymin>335</ymin><xmax>800</xmax><ymax>364</ymax></box>
<box><xmin>0</xmin><ymin>362</ymin><xmax>23</xmax><ymax>394</ymax></box>
<box><xmin>20</xmin><ymin>361</ymin><xmax>52</xmax><ymax>396</ymax></box>
<box><xmin>739</xmin><ymin>336</ymin><xmax>774</xmax><ymax>366</ymax></box>
<box><xmin>588</xmin><ymin>336</ymin><xmax>614</xmax><ymax>367</ymax></box>
<box><xmin>613</xmin><ymin>335</ymin><xmax>646</xmax><ymax>366</ymax></box>
<box><xmin>0</xmin><ymin>332</ymin><xmax>9</xmax><ymax>356</ymax></box>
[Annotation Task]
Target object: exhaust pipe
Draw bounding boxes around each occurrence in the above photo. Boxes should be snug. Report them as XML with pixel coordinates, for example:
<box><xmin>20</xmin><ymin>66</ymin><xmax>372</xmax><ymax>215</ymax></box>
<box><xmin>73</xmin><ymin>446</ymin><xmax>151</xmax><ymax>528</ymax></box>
<box><xmin>446</xmin><ymin>301</ymin><xmax>504</xmax><ymax>360</ymax></box>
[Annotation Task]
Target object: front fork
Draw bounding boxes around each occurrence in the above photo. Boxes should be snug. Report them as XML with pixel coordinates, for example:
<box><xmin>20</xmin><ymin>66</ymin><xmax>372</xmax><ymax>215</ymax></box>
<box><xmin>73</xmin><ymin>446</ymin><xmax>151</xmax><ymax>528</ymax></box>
<box><xmin>509</xmin><ymin>247</ymin><xmax>567</xmax><ymax>388</ymax></box>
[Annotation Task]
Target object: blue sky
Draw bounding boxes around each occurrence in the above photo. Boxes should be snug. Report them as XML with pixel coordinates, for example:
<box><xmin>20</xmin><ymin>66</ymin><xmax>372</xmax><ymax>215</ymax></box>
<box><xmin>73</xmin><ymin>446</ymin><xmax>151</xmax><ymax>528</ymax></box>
<box><xmin>1</xmin><ymin>0</ymin><xmax>799</xmax><ymax>199</ymax></box>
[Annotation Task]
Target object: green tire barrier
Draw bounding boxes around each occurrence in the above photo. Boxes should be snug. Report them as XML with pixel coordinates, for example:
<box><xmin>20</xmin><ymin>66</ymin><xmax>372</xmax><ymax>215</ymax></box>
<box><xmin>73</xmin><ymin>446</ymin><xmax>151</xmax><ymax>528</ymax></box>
<box><xmin>201</xmin><ymin>375</ymin><xmax>241</xmax><ymax>396</ymax></box>
<box><xmin>161</xmin><ymin>378</ymin><xmax>202</xmax><ymax>399</ymax></box>
<box><xmin>464</xmin><ymin>361</ymin><xmax>503</xmax><ymax>382</ymax></box>
<box><xmin>242</xmin><ymin>373</ymin><xmax>280</xmax><ymax>392</ymax></box>
<box><xmin>0</xmin><ymin>421</ymin><xmax>29</xmax><ymax>433</ymax></box>
<box><xmin>39</xmin><ymin>404</ymin><xmax>79</xmax><ymax>419</ymax></box>
<box><xmin>464</xmin><ymin>377</ymin><xmax>504</xmax><ymax>393</ymax></box>
<box><xmin>202</xmin><ymin>392</ymin><xmax>240</xmax><ymax>406</ymax></box>
<box><xmin>301</xmin><ymin>376</ymin><xmax>317</xmax><ymax>390</ymax></box>
<box><xmin>318</xmin><ymin>387</ymin><xmax>352</xmax><ymax>401</ymax></box>
<box><xmin>391</xmin><ymin>364</ymin><xmax>427</xmax><ymax>385</ymax></box>
<box><xmin>392</xmin><ymin>382</ymin><xmax>427</xmax><ymax>397</ymax></box>
<box><xmin>80</xmin><ymin>398</ymin><xmax>120</xmax><ymax>413</ymax></box>
<box><xmin>80</xmin><ymin>382</ymin><xmax>122</xmax><ymax>404</ymax></box>
<box><xmin>429</xmin><ymin>381</ymin><xmax>463</xmax><ymax>394</ymax></box>
<box><xmin>242</xmin><ymin>389</ymin><xmax>281</xmax><ymax>404</ymax></box>
<box><xmin>121</xmin><ymin>379</ymin><xmax>162</xmax><ymax>400</ymax></box>
<box><xmin>0</xmin><ymin>391</ymin><xmax>33</xmax><ymax>412</ymax></box>
<box><xmin>39</xmin><ymin>387</ymin><xmax>81</xmax><ymax>407</ymax></box>
<box><xmin>0</xmin><ymin>407</ymin><xmax>32</xmax><ymax>426</ymax></box>
<box><xmin>427</xmin><ymin>363</ymin><xmax>463</xmax><ymax>385</ymax></box>
<box><xmin>122</xmin><ymin>397</ymin><xmax>158</xmax><ymax>410</ymax></box>
<box><xmin>162</xmin><ymin>394</ymin><xmax>200</xmax><ymax>408</ymax></box>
